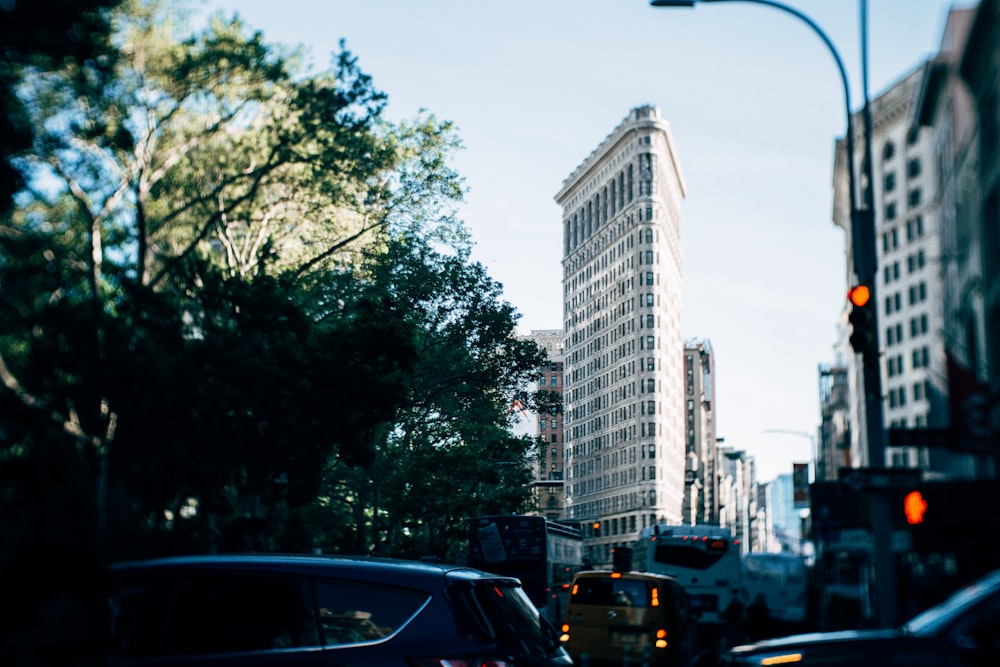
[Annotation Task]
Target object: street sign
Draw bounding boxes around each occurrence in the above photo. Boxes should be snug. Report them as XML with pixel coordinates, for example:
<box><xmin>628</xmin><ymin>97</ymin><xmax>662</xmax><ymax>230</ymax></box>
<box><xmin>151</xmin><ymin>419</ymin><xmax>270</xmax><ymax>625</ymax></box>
<box><xmin>839</xmin><ymin>466</ymin><xmax>922</xmax><ymax>492</ymax></box>
<box><xmin>887</xmin><ymin>427</ymin><xmax>952</xmax><ymax>448</ymax></box>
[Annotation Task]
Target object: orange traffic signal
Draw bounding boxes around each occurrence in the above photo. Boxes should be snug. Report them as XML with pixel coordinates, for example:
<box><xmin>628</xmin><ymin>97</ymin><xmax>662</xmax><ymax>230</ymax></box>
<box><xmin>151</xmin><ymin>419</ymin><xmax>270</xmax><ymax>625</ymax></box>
<box><xmin>848</xmin><ymin>284</ymin><xmax>871</xmax><ymax>307</ymax></box>
<box><xmin>904</xmin><ymin>490</ymin><xmax>927</xmax><ymax>524</ymax></box>
<box><xmin>847</xmin><ymin>284</ymin><xmax>876</xmax><ymax>353</ymax></box>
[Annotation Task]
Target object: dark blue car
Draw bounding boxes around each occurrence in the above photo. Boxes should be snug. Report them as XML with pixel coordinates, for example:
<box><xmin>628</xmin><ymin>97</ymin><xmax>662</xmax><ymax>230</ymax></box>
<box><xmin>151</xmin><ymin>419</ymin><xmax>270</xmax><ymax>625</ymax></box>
<box><xmin>718</xmin><ymin>568</ymin><xmax>1000</xmax><ymax>667</ymax></box>
<box><xmin>109</xmin><ymin>553</ymin><xmax>573</xmax><ymax>667</ymax></box>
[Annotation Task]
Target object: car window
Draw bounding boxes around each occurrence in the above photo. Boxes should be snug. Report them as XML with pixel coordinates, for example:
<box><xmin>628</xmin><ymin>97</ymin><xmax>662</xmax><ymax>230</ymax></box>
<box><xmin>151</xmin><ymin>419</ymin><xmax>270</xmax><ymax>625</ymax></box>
<box><xmin>164</xmin><ymin>571</ymin><xmax>317</xmax><ymax>656</ymax></box>
<box><xmin>451</xmin><ymin>580</ymin><xmax>560</xmax><ymax>657</ymax></box>
<box><xmin>570</xmin><ymin>577</ymin><xmax>652</xmax><ymax>607</ymax></box>
<box><xmin>312</xmin><ymin>578</ymin><xmax>430</xmax><ymax>647</ymax></box>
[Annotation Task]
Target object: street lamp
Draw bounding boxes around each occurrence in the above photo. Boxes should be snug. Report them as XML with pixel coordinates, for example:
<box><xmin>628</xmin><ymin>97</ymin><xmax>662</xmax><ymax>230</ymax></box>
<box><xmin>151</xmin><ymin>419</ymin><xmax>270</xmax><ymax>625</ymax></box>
<box><xmin>651</xmin><ymin>0</ymin><xmax>894</xmax><ymax>627</ymax></box>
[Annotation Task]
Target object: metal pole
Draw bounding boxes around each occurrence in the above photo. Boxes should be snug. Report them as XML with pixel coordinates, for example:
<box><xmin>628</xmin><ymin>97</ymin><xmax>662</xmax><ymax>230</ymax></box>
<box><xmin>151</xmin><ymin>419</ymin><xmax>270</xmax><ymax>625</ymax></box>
<box><xmin>858</xmin><ymin>0</ymin><xmax>894</xmax><ymax>628</ymax></box>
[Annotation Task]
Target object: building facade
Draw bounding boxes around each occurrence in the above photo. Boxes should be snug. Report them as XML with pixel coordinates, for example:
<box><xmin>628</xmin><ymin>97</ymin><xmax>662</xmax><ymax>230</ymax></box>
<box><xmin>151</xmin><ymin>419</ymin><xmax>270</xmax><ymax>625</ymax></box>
<box><xmin>517</xmin><ymin>329</ymin><xmax>568</xmax><ymax>520</ymax></box>
<box><xmin>919</xmin><ymin>0</ymin><xmax>1000</xmax><ymax>471</ymax></box>
<box><xmin>555</xmin><ymin>106</ymin><xmax>687</xmax><ymax>567</ymax></box>
<box><xmin>833</xmin><ymin>65</ymin><xmax>954</xmax><ymax>471</ymax></box>
<box><xmin>817</xmin><ymin>364</ymin><xmax>851</xmax><ymax>481</ymax></box>
<box><xmin>683</xmin><ymin>339</ymin><xmax>720</xmax><ymax>525</ymax></box>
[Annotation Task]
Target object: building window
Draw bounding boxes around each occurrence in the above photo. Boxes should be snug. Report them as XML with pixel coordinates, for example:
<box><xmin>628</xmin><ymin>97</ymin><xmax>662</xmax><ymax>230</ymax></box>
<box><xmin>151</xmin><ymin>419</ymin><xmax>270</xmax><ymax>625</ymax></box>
<box><xmin>908</xmin><ymin>188</ymin><xmax>922</xmax><ymax>207</ymax></box>
<box><xmin>907</xmin><ymin>157</ymin><xmax>921</xmax><ymax>177</ymax></box>
<box><xmin>645</xmin><ymin>293</ymin><xmax>654</xmax><ymax>307</ymax></box>
<box><xmin>886</xmin><ymin>202</ymin><xmax>898</xmax><ymax>221</ymax></box>
<box><xmin>884</xmin><ymin>172</ymin><xmax>896</xmax><ymax>192</ymax></box>
<box><xmin>645</xmin><ymin>250</ymin><xmax>654</xmax><ymax>264</ymax></box>
<box><xmin>649</xmin><ymin>466</ymin><xmax>656</xmax><ymax>480</ymax></box>
<box><xmin>882</xmin><ymin>141</ymin><xmax>895</xmax><ymax>161</ymax></box>
<box><xmin>645</xmin><ymin>314</ymin><xmax>654</xmax><ymax>328</ymax></box>
<box><xmin>645</xmin><ymin>272</ymin><xmax>654</xmax><ymax>286</ymax></box>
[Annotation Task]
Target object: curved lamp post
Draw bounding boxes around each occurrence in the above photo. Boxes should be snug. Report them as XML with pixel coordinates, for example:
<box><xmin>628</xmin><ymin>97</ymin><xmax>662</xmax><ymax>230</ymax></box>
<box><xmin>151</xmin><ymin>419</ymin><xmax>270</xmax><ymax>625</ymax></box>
<box><xmin>651</xmin><ymin>0</ymin><xmax>895</xmax><ymax>627</ymax></box>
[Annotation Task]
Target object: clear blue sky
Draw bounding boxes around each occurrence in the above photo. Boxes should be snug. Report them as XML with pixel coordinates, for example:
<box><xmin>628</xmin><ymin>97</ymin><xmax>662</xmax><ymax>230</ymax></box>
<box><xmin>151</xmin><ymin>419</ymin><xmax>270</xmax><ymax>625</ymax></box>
<box><xmin>192</xmin><ymin>0</ymin><xmax>962</xmax><ymax>482</ymax></box>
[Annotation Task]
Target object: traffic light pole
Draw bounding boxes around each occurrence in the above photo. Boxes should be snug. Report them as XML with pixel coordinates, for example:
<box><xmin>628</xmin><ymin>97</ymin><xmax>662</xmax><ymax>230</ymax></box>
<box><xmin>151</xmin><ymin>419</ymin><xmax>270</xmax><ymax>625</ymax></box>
<box><xmin>856</xmin><ymin>0</ymin><xmax>895</xmax><ymax>629</ymax></box>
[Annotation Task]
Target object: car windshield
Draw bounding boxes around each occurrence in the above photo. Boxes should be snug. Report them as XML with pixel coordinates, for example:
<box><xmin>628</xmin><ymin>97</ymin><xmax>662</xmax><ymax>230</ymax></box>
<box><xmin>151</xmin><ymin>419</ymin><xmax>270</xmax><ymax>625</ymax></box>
<box><xmin>903</xmin><ymin>572</ymin><xmax>1000</xmax><ymax>636</ymax></box>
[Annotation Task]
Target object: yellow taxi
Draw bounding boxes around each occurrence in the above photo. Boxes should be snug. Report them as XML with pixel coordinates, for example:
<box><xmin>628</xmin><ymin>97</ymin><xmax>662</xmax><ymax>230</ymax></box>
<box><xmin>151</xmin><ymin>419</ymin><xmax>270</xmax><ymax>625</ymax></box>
<box><xmin>560</xmin><ymin>569</ymin><xmax>696</xmax><ymax>667</ymax></box>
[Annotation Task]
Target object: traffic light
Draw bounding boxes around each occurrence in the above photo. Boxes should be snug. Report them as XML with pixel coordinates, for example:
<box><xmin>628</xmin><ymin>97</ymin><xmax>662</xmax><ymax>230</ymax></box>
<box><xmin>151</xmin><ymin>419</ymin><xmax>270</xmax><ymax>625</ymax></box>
<box><xmin>847</xmin><ymin>284</ymin><xmax>876</xmax><ymax>354</ymax></box>
<box><xmin>904</xmin><ymin>490</ymin><xmax>927</xmax><ymax>524</ymax></box>
<box><xmin>592</xmin><ymin>521</ymin><xmax>601</xmax><ymax>537</ymax></box>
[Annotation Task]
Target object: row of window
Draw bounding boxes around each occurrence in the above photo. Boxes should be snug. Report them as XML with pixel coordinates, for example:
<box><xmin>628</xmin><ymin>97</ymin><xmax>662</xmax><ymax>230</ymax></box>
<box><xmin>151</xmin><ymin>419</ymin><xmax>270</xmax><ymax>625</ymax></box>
<box><xmin>882</xmin><ymin>249</ymin><xmax>927</xmax><ymax>284</ymax></box>
<box><xmin>881</xmin><ymin>215</ymin><xmax>925</xmax><ymax>252</ymax></box>
<box><xmin>884</xmin><ymin>313</ymin><xmax>930</xmax><ymax>347</ymax></box>
<box><xmin>569</xmin><ymin>495</ymin><xmax>659</xmax><ymax>523</ymax></box>
<box><xmin>886</xmin><ymin>378</ymin><xmax>934</xmax><ymax>411</ymax></box>
<box><xmin>885</xmin><ymin>346</ymin><xmax>931</xmax><ymax>377</ymax></box>
<box><xmin>884</xmin><ymin>281</ymin><xmax>928</xmax><ymax>315</ymax></box>
<box><xmin>563</xmin><ymin>154</ymin><xmax>655</xmax><ymax>253</ymax></box>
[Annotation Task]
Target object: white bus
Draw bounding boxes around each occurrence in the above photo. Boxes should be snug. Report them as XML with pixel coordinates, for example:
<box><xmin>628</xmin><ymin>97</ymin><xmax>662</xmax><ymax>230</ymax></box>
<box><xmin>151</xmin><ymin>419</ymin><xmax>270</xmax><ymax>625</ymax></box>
<box><xmin>741</xmin><ymin>552</ymin><xmax>809</xmax><ymax>627</ymax></box>
<box><xmin>632</xmin><ymin>524</ymin><xmax>742</xmax><ymax>627</ymax></box>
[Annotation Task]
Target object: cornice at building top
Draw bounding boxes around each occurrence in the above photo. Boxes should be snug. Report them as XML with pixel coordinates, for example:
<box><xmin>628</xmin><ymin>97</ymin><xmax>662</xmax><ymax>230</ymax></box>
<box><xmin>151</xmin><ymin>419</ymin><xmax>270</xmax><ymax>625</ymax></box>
<box><xmin>868</xmin><ymin>63</ymin><xmax>926</xmax><ymax>134</ymax></box>
<box><xmin>554</xmin><ymin>105</ymin><xmax>686</xmax><ymax>207</ymax></box>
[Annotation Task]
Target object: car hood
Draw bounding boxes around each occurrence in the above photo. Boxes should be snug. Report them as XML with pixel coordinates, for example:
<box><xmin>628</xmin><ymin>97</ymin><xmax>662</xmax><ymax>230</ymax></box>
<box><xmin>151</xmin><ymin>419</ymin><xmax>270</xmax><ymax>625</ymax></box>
<box><xmin>725</xmin><ymin>628</ymin><xmax>953</xmax><ymax>666</ymax></box>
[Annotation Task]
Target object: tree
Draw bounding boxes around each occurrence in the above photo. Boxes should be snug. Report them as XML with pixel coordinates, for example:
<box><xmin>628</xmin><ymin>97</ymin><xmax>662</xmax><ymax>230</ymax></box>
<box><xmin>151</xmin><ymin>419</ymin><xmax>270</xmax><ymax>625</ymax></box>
<box><xmin>2</xmin><ymin>0</ymin><xmax>487</xmax><ymax>562</ymax></box>
<box><xmin>310</xmin><ymin>236</ymin><xmax>546</xmax><ymax>559</ymax></box>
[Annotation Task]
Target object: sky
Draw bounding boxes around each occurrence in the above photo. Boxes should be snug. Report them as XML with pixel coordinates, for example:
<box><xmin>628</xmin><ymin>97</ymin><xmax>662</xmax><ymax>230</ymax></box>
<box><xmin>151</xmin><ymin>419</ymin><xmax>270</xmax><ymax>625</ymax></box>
<box><xmin>192</xmin><ymin>0</ymin><xmax>963</xmax><ymax>482</ymax></box>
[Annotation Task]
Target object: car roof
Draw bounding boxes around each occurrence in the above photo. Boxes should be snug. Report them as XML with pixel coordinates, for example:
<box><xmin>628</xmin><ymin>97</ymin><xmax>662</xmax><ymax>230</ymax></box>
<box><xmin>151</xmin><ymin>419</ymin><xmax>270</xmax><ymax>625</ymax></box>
<box><xmin>111</xmin><ymin>553</ymin><xmax>517</xmax><ymax>587</ymax></box>
<box><xmin>572</xmin><ymin>569</ymin><xmax>680</xmax><ymax>582</ymax></box>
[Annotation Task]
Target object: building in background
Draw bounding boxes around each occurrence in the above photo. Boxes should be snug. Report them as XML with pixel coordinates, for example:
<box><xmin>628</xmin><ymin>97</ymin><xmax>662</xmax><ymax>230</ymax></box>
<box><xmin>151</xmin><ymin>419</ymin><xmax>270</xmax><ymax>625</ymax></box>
<box><xmin>555</xmin><ymin>106</ymin><xmax>687</xmax><ymax>567</ymax></box>
<box><xmin>718</xmin><ymin>447</ymin><xmax>756</xmax><ymax>554</ymax></box>
<box><xmin>817</xmin><ymin>364</ymin><xmax>852</xmax><ymax>481</ymax></box>
<box><xmin>918</xmin><ymin>1</ymin><xmax>998</xmax><ymax>474</ymax></box>
<box><xmin>767</xmin><ymin>474</ymin><xmax>802</xmax><ymax>553</ymax></box>
<box><xmin>833</xmin><ymin>63</ymin><xmax>960</xmax><ymax>474</ymax></box>
<box><xmin>517</xmin><ymin>329</ymin><xmax>567</xmax><ymax>521</ymax></box>
<box><xmin>682</xmin><ymin>339</ymin><xmax>720</xmax><ymax>525</ymax></box>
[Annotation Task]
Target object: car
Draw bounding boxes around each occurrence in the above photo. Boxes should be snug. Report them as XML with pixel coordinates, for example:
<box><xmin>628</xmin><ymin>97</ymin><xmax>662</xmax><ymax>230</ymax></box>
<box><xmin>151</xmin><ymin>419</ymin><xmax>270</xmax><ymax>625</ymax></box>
<box><xmin>108</xmin><ymin>553</ymin><xmax>573</xmax><ymax>666</ymax></box>
<box><xmin>559</xmin><ymin>569</ymin><xmax>697</xmax><ymax>667</ymax></box>
<box><xmin>717</xmin><ymin>568</ymin><xmax>1000</xmax><ymax>666</ymax></box>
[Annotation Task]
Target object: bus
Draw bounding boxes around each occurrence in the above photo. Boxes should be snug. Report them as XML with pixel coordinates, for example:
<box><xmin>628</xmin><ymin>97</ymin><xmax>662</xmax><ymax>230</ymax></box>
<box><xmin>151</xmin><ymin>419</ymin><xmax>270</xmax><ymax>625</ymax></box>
<box><xmin>632</xmin><ymin>524</ymin><xmax>742</xmax><ymax>629</ymax></box>
<box><xmin>468</xmin><ymin>515</ymin><xmax>583</xmax><ymax>623</ymax></box>
<box><xmin>741</xmin><ymin>552</ymin><xmax>809</xmax><ymax>630</ymax></box>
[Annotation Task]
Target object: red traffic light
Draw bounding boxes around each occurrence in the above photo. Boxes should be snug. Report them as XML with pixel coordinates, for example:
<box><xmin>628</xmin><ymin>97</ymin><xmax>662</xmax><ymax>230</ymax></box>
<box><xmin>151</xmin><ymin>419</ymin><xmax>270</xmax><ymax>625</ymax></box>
<box><xmin>904</xmin><ymin>490</ymin><xmax>927</xmax><ymax>524</ymax></box>
<box><xmin>848</xmin><ymin>285</ymin><xmax>871</xmax><ymax>307</ymax></box>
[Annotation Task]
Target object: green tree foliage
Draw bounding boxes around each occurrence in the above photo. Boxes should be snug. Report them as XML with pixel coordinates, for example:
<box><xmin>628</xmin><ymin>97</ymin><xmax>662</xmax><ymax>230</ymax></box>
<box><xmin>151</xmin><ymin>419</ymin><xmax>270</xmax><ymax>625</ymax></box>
<box><xmin>1</xmin><ymin>0</ymin><xmax>543</xmax><ymax>571</ymax></box>
<box><xmin>310</xmin><ymin>236</ymin><xmax>546</xmax><ymax>560</ymax></box>
<box><xmin>0</xmin><ymin>0</ymin><xmax>123</xmax><ymax>213</ymax></box>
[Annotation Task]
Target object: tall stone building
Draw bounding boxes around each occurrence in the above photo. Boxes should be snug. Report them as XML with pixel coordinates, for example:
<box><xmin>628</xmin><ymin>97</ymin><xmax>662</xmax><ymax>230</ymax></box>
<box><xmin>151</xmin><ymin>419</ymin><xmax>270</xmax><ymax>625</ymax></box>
<box><xmin>555</xmin><ymin>105</ymin><xmax>687</xmax><ymax>567</ymax></box>
<box><xmin>683</xmin><ymin>339</ymin><xmax>720</xmax><ymax>525</ymax></box>
<box><xmin>521</xmin><ymin>329</ymin><xmax>568</xmax><ymax>519</ymax></box>
<box><xmin>917</xmin><ymin>1</ymin><xmax>999</xmax><ymax>472</ymax></box>
<box><xmin>833</xmin><ymin>66</ymin><xmax>961</xmax><ymax>474</ymax></box>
